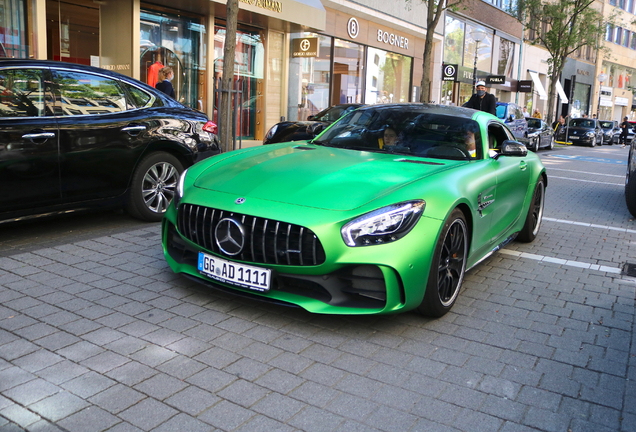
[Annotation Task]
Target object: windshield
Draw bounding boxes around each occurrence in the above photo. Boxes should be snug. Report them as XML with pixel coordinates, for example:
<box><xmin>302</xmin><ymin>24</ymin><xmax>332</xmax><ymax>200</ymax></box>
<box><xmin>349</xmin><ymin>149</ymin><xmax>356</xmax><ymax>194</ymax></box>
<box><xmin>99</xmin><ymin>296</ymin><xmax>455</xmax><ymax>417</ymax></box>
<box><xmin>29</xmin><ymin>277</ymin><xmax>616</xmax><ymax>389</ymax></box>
<box><xmin>599</xmin><ymin>121</ymin><xmax>614</xmax><ymax>129</ymax></box>
<box><xmin>312</xmin><ymin>105</ymin><xmax>360</xmax><ymax>122</ymax></box>
<box><xmin>569</xmin><ymin>119</ymin><xmax>596</xmax><ymax>128</ymax></box>
<box><xmin>526</xmin><ymin>118</ymin><xmax>541</xmax><ymax>128</ymax></box>
<box><xmin>313</xmin><ymin>106</ymin><xmax>482</xmax><ymax>160</ymax></box>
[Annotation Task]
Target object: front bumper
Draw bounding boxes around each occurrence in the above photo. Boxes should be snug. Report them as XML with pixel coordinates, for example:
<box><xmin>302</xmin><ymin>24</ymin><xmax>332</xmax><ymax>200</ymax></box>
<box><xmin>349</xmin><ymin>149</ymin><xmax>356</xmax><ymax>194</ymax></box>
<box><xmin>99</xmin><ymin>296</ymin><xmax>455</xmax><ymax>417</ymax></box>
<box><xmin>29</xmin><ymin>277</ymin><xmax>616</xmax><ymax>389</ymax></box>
<box><xmin>161</xmin><ymin>204</ymin><xmax>439</xmax><ymax>315</ymax></box>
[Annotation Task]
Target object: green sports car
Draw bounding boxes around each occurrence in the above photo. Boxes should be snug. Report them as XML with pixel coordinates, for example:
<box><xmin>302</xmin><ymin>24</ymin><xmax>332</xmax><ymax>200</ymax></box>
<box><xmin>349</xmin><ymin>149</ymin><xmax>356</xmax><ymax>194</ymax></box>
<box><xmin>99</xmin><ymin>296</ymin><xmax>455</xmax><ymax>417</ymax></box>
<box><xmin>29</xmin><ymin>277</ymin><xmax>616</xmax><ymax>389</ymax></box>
<box><xmin>162</xmin><ymin>104</ymin><xmax>547</xmax><ymax>317</ymax></box>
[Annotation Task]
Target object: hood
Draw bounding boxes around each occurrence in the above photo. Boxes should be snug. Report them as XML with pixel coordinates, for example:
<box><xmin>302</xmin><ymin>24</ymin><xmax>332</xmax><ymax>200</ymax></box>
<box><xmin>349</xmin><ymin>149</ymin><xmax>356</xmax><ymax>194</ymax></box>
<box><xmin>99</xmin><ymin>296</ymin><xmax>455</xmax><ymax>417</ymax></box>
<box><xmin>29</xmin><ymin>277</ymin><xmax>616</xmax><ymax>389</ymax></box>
<box><xmin>193</xmin><ymin>144</ymin><xmax>459</xmax><ymax>211</ymax></box>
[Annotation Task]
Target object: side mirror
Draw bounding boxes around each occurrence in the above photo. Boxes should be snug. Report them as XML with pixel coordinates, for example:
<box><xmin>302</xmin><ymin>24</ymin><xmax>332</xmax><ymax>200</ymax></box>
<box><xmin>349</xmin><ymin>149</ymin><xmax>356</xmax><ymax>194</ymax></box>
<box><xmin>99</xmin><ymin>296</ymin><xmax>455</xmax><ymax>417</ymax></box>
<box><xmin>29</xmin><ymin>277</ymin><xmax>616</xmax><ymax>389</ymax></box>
<box><xmin>308</xmin><ymin>122</ymin><xmax>327</xmax><ymax>136</ymax></box>
<box><xmin>498</xmin><ymin>140</ymin><xmax>528</xmax><ymax>157</ymax></box>
<box><xmin>307</xmin><ymin>115</ymin><xmax>315</xmax><ymax>121</ymax></box>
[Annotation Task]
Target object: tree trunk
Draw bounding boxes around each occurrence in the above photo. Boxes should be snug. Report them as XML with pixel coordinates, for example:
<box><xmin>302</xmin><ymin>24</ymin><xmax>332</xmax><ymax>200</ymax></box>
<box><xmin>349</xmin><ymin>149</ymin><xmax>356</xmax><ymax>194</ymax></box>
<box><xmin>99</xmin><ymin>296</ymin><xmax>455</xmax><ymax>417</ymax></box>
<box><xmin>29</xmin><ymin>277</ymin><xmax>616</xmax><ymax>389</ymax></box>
<box><xmin>419</xmin><ymin>30</ymin><xmax>436</xmax><ymax>103</ymax></box>
<box><xmin>219</xmin><ymin>0</ymin><xmax>239</xmax><ymax>153</ymax></box>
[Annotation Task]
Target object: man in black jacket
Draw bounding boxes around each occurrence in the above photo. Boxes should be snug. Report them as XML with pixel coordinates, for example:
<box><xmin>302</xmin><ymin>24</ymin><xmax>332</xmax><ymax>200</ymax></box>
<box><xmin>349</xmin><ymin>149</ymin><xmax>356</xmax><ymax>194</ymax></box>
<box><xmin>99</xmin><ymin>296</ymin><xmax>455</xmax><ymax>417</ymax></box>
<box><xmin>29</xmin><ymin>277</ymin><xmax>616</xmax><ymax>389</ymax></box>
<box><xmin>462</xmin><ymin>81</ymin><xmax>497</xmax><ymax>115</ymax></box>
<box><xmin>620</xmin><ymin>116</ymin><xmax>631</xmax><ymax>148</ymax></box>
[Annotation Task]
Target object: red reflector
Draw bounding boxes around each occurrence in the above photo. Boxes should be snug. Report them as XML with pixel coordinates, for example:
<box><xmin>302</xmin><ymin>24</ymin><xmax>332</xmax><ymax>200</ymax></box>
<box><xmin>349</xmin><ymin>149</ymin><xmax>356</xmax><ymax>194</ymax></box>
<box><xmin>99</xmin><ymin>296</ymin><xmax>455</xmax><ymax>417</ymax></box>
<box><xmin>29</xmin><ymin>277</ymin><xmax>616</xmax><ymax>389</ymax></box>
<box><xmin>203</xmin><ymin>121</ymin><xmax>218</xmax><ymax>134</ymax></box>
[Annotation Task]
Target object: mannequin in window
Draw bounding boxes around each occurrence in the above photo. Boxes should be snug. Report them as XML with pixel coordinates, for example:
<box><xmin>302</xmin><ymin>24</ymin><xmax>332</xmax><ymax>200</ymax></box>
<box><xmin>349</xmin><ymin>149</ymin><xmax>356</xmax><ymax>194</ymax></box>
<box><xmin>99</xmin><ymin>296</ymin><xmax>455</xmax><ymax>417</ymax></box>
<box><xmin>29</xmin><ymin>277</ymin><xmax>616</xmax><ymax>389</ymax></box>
<box><xmin>147</xmin><ymin>52</ymin><xmax>163</xmax><ymax>88</ymax></box>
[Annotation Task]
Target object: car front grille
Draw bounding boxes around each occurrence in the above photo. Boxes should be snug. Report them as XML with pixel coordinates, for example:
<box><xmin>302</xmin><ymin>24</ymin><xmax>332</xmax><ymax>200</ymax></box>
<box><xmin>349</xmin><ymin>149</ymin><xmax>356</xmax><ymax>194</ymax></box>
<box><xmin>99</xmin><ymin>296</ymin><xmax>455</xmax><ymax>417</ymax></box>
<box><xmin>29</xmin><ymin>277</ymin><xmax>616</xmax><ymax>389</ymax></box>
<box><xmin>177</xmin><ymin>203</ymin><xmax>326</xmax><ymax>266</ymax></box>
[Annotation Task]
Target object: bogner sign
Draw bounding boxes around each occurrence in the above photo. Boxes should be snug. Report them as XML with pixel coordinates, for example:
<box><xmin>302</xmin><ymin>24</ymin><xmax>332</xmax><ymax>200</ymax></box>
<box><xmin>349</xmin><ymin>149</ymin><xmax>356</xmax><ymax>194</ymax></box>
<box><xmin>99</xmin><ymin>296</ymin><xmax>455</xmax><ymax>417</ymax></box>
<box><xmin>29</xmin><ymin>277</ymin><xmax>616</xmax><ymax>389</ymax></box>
<box><xmin>347</xmin><ymin>17</ymin><xmax>409</xmax><ymax>50</ymax></box>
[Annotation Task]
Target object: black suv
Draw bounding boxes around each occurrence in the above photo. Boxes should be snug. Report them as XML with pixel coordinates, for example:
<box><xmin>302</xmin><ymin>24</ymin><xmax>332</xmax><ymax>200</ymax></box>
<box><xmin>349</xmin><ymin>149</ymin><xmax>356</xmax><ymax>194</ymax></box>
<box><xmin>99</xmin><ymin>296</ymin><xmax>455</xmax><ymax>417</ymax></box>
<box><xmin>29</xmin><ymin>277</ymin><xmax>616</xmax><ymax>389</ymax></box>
<box><xmin>0</xmin><ymin>59</ymin><xmax>220</xmax><ymax>223</ymax></box>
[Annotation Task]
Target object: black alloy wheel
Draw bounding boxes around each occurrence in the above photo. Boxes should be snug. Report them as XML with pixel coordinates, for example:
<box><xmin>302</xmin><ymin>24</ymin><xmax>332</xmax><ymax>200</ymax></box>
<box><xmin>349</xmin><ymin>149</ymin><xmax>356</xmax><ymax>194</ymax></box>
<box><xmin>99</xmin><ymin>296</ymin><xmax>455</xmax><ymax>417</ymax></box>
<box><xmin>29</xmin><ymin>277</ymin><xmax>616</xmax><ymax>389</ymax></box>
<box><xmin>517</xmin><ymin>178</ymin><xmax>545</xmax><ymax>242</ymax></box>
<box><xmin>418</xmin><ymin>209</ymin><xmax>468</xmax><ymax>317</ymax></box>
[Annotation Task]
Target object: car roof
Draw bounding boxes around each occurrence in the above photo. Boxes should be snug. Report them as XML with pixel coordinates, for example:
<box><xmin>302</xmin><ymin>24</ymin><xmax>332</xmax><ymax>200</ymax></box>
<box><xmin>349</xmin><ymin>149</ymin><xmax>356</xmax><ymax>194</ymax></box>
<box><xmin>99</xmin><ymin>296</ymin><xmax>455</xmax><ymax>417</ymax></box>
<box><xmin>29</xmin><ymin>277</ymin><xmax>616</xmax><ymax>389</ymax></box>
<box><xmin>0</xmin><ymin>58</ymin><xmax>129</xmax><ymax>80</ymax></box>
<box><xmin>353</xmin><ymin>103</ymin><xmax>486</xmax><ymax>121</ymax></box>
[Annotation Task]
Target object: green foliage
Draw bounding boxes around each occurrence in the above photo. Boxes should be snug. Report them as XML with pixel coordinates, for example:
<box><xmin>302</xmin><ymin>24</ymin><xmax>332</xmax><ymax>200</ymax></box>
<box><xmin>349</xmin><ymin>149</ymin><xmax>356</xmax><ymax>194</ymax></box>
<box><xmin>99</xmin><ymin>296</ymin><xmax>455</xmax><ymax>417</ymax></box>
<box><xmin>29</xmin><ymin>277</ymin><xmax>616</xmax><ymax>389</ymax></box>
<box><xmin>518</xmin><ymin>0</ymin><xmax>612</xmax><ymax>76</ymax></box>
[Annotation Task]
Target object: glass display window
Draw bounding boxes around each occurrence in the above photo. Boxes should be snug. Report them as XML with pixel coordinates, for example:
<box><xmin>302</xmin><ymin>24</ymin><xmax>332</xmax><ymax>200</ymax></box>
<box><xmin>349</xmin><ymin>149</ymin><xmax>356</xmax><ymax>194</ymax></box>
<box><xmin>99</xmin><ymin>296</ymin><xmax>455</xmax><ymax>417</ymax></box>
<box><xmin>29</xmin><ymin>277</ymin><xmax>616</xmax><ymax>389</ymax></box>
<box><xmin>365</xmin><ymin>47</ymin><xmax>412</xmax><ymax>104</ymax></box>
<box><xmin>288</xmin><ymin>33</ymin><xmax>332</xmax><ymax>121</ymax></box>
<box><xmin>140</xmin><ymin>8</ymin><xmax>206</xmax><ymax>111</ymax></box>
<box><xmin>443</xmin><ymin>16</ymin><xmax>465</xmax><ymax>65</ymax></box>
<box><xmin>332</xmin><ymin>38</ymin><xmax>364</xmax><ymax>106</ymax></box>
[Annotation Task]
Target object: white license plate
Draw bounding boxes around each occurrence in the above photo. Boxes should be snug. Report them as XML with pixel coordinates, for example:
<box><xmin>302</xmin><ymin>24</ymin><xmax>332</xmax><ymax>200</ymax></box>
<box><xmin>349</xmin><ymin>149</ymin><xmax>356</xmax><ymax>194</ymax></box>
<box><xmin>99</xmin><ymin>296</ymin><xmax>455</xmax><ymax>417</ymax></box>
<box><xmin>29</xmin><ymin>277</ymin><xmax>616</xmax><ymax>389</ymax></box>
<box><xmin>569</xmin><ymin>136</ymin><xmax>579</xmax><ymax>139</ymax></box>
<box><xmin>197</xmin><ymin>252</ymin><xmax>271</xmax><ymax>292</ymax></box>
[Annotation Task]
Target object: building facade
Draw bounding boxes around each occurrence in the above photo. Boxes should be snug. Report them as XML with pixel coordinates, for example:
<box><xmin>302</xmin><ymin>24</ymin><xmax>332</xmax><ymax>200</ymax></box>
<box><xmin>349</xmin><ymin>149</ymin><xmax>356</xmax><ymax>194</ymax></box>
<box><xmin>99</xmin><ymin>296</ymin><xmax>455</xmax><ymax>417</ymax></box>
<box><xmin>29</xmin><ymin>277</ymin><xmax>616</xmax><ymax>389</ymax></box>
<box><xmin>597</xmin><ymin>0</ymin><xmax>636</xmax><ymax>121</ymax></box>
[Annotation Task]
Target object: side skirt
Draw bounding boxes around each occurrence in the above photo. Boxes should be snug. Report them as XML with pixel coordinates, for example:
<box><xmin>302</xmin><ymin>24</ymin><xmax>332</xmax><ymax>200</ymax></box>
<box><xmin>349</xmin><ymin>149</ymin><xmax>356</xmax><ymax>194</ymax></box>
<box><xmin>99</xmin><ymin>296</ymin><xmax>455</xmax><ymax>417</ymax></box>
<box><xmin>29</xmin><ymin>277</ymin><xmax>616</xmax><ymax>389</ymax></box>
<box><xmin>467</xmin><ymin>232</ymin><xmax>518</xmax><ymax>271</ymax></box>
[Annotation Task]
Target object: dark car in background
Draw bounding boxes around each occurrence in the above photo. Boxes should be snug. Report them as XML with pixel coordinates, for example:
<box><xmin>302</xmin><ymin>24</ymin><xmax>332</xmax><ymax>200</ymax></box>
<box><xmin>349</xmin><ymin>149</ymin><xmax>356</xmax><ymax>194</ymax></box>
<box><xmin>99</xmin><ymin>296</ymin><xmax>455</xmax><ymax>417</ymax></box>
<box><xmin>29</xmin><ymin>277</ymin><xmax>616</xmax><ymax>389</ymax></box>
<box><xmin>0</xmin><ymin>59</ymin><xmax>220</xmax><ymax>223</ymax></box>
<box><xmin>263</xmin><ymin>103</ymin><xmax>364</xmax><ymax>144</ymax></box>
<box><xmin>599</xmin><ymin>120</ymin><xmax>620</xmax><ymax>145</ymax></box>
<box><xmin>556</xmin><ymin>118</ymin><xmax>603</xmax><ymax>147</ymax></box>
<box><xmin>526</xmin><ymin>118</ymin><xmax>554</xmax><ymax>151</ymax></box>
<box><xmin>495</xmin><ymin>102</ymin><xmax>528</xmax><ymax>140</ymax></box>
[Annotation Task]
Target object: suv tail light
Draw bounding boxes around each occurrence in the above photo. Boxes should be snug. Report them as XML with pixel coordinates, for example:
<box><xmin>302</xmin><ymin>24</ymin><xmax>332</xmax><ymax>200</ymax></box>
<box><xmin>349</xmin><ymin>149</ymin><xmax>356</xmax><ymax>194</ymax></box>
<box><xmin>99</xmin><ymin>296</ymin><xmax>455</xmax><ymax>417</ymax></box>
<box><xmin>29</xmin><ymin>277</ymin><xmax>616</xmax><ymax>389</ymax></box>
<box><xmin>203</xmin><ymin>121</ymin><xmax>218</xmax><ymax>134</ymax></box>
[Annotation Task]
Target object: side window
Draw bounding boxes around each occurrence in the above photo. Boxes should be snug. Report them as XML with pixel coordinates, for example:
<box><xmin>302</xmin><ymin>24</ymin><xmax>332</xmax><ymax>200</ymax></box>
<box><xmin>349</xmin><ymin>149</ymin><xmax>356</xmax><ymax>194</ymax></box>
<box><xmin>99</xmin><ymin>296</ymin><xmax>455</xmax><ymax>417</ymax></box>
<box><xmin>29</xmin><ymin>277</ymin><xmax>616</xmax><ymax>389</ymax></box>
<box><xmin>51</xmin><ymin>71</ymin><xmax>127</xmax><ymax>116</ymax></box>
<box><xmin>0</xmin><ymin>69</ymin><xmax>49</xmax><ymax>118</ymax></box>
<box><xmin>121</xmin><ymin>82</ymin><xmax>154</xmax><ymax>109</ymax></box>
<box><xmin>487</xmin><ymin>123</ymin><xmax>511</xmax><ymax>150</ymax></box>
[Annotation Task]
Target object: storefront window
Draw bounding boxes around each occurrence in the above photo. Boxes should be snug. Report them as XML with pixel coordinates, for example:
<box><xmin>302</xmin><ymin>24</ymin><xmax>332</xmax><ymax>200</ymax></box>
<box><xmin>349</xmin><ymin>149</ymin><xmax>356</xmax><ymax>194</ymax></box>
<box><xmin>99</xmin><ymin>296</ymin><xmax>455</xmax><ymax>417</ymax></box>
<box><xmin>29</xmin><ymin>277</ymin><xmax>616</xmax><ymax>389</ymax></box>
<box><xmin>214</xmin><ymin>25</ymin><xmax>265</xmax><ymax>139</ymax></box>
<box><xmin>140</xmin><ymin>9</ymin><xmax>205</xmax><ymax>111</ymax></box>
<box><xmin>1</xmin><ymin>0</ymin><xmax>31</xmax><ymax>58</ymax></box>
<box><xmin>332</xmin><ymin>38</ymin><xmax>364</xmax><ymax>106</ymax></box>
<box><xmin>46</xmin><ymin>0</ymin><xmax>99</xmax><ymax>64</ymax></box>
<box><xmin>497</xmin><ymin>38</ymin><xmax>514</xmax><ymax>76</ymax></box>
<box><xmin>571</xmin><ymin>83</ymin><xmax>591</xmax><ymax>117</ymax></box>
<box><xmin>443</xmin><ymin>16</ymin><xmax>465</xmax><ymax>65</ymax></box>
<box><xmin>365</xmin><ymin>47</ymin><xmax>412</xmax><ymax>104</ymax></box>
<box><xmin>463</xmin><ymin>24</ymin><xmax>492</xmax><ymax>73</ymax></box>
<box><xmin>288</xmin><ymin>33</ymin><xmax>332</xmax><ymax>121</ymax></box>
<box><xmin>441</xmin><ymin>81</ymin><xmax>454</xmax><ymax>105</ymax></box>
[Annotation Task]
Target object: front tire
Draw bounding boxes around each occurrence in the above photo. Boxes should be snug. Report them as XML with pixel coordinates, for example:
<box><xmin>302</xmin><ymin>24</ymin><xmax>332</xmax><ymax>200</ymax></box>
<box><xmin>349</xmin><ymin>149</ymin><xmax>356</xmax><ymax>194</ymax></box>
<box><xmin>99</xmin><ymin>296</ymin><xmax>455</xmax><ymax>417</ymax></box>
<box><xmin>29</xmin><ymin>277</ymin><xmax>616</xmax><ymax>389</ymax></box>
<box><xmin>417</xmin><ymin>209</ymin><xmax>468</xmax><ymax>317</ymax></box>
<box><xmin>126</xmin><ymin>152</ymin><xmax>184</xmax><ymax>222</ymax></box>
<box><xmin>530</xmin><ymin>137</ymin><xmax>539</xmax><ymax>152</ymax></box>
<box><xmin>517</xmin><ymin>178</ymin><xmax>545</xmax><ymax>242</ymax></box>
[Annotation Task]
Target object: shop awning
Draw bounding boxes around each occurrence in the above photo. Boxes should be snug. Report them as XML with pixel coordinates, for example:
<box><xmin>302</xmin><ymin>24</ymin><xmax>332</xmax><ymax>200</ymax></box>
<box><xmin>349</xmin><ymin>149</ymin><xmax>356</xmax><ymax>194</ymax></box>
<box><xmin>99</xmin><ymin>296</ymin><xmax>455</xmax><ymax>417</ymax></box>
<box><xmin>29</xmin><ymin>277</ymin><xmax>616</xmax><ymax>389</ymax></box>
<box><xmin>528</xmin><ymin>71</ymin><xmax>548</xmax><ymax>100</ymax></box>
<box><xmin>555</xmin><ymin>80</ymin><xmax>568</xmax><ymax>103</ymax></box>
<box><xmin>232</xmin><ymin>0</ymin><xmax>326</xmax><ymax>31</ymax></box>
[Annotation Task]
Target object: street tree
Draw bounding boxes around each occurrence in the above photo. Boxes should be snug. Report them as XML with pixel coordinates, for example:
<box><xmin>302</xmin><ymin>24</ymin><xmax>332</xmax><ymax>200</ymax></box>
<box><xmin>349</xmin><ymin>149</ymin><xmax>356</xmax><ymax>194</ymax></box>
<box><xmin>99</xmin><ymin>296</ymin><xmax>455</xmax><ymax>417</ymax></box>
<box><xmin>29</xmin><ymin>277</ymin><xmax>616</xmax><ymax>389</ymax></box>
<box><xmin>518</xmin><ymin>0</ymin><xmax>614</xmax><ymax>124</ymax></box>
<box><xmin>219</xmin><ymin>0</ymin><xmax>239</xmax><ymax>153</ymax></box>
<box><xmin>416</xmin><ymin>0</ymin><xmax>465</xmax><ymax>103</ymax></box>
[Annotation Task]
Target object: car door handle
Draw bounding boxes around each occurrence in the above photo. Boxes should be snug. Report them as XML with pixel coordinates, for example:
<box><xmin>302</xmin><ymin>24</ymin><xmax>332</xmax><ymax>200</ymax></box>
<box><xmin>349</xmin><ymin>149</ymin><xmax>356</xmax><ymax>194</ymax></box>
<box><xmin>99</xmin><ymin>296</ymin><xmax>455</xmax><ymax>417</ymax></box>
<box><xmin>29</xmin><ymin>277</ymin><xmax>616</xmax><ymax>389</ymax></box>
<box><xmin>519</xmin><ymin>161</ymin><xmax>527</xmax><ymax>171</ymax></box>
<box><xmin>121</xmin><ymin>125</ymin><xmax>147</xmax><ymax>135</ymax></box>
<box><xmin>22</xmin><ymin>132</ymin><xmax>56</xmax><ymax>141</ymax></box>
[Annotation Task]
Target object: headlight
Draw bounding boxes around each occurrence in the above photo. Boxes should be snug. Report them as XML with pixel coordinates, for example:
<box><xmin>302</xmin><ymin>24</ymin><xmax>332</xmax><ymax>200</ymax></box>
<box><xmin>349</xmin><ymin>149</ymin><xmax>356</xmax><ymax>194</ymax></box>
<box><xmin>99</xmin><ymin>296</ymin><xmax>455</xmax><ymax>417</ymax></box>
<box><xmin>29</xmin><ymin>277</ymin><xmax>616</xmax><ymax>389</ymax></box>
<box><xmin>176</xmin><ymin>168</ymin><xmax>188</xmax><ymax>201</ymax></box>
<box><xmin>585</xmin><ymin>132</ymin><xmax>595</xmax><ymax>137</ymax></box>
<box><xmin>341</xmin><ymin>200</ymin><xmax>425</xmax><ymax>247</ymax></box>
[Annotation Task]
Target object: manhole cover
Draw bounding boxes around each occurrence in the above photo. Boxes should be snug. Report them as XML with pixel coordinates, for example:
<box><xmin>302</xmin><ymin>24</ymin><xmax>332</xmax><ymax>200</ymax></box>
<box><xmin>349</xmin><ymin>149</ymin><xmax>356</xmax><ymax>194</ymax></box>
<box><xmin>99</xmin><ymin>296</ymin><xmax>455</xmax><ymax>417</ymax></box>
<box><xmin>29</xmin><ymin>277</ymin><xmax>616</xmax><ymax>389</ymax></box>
<box><xmin>622</xmin><ymin>262</ymin><xmax>636</xmax><ymax>276</ymax></box>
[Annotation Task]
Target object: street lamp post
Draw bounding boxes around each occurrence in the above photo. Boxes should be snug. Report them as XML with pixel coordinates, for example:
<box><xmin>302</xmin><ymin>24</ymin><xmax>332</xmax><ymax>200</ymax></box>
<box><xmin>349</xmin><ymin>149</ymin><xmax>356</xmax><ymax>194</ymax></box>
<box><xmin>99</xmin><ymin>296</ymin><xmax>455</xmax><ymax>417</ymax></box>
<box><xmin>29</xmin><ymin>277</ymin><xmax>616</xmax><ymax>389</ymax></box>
<box><xmin>597</xmin><ymin>73</ymin><xmax>607</xmax><ymax>118</ymax></box>
<box><xmin>470</xmin><ymin>28</ymin><xmax>487</xmax><ymax>93</ymax></box>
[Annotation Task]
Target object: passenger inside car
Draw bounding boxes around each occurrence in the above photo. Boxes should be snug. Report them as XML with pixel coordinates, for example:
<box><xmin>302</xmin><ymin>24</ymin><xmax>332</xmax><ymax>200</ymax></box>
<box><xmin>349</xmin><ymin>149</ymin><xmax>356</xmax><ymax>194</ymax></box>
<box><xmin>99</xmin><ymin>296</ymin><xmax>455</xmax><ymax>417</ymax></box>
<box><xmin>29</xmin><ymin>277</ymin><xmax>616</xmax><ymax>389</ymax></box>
<box><xmin>381</xmin><ymin>127</ymin><xmax>399</xmax><ymax>148</ymax></box>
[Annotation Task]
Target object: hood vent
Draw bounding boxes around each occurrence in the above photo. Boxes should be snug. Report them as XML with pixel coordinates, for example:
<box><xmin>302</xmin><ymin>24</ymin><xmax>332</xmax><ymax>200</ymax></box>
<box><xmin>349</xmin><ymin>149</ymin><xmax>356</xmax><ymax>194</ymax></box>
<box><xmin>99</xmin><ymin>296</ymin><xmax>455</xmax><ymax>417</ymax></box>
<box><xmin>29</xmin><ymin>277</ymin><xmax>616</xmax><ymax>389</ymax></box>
<box><xmin>396</xmin><ymin>158</ymin><xmax>444</xmax><ymax>166</ymax></box>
